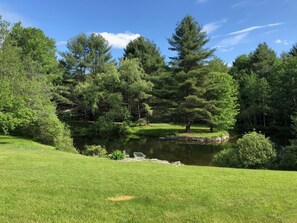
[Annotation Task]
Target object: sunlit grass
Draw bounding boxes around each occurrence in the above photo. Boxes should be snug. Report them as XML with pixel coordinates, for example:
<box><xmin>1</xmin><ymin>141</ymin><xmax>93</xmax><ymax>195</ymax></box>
<box><xmin>0</xmin><ymin>135</ymin><xmax>297</xmax><ymax>222</ymax></box>
<box><xmin>131</xmin><ymin>123</ymin><xmax>227</xmax><ymax>137</ymax></box>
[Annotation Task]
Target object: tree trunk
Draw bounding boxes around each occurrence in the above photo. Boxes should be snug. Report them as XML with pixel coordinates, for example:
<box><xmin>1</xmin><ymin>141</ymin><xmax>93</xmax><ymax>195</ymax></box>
<box><xmin>210</xmin><ymin>125</ymin><xmax>213</xmax><ymax>132</ymax></box>
<box><xmin>186</xmin><ymin>122</ymin><xmax>191</xmax><ymax>133</ymax></box>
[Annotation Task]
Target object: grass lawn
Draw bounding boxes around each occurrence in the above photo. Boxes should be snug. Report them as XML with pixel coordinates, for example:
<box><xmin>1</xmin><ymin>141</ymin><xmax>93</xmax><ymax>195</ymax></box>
<box><xmin>131</xmin><ymin>123</ymin><xmax>228</xmax><ymax>137</ymax></box>
<box><xmin>1</xmin><ymin>135</ymin><xmax>297</xmax><ymax>222</ymax></box>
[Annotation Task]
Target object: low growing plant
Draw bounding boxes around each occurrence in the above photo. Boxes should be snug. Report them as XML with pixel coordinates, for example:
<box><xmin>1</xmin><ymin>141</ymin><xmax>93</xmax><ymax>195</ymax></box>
<box><xmin>109</xmin><ymin>150</ymin><xmax>125</xmax><ymax>160</ymax></box>
<box><xmin>82</xmin><ymin>145</ymin><xmax>107</xmax><ymax>157</ymax></box>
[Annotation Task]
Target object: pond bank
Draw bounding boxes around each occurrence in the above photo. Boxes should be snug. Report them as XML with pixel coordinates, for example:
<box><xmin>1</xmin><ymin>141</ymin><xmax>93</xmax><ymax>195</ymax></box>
<box><xmin>159</xmin><ymin>134</ymin><xmax>230</xmax><ymax>144</ymax></box>
<box><xmin>119</xmin><ymin>157</ymin><xmax>183</xmax><ymax>165</ymax></box>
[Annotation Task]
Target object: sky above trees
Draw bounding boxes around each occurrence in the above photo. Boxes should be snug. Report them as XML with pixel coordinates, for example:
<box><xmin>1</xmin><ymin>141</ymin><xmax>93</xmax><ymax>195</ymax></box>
<box><xmin>0</xmin><ymin>0</ymin><xmax>296</xmax><ymax>65</ymax></box>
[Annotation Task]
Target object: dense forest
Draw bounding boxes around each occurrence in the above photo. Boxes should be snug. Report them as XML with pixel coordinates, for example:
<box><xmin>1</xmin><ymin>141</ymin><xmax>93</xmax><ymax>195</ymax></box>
<box><xmin>0</xmin><ymin>15</ymin><xmax>297</xmax><ymax>170</ymax></box>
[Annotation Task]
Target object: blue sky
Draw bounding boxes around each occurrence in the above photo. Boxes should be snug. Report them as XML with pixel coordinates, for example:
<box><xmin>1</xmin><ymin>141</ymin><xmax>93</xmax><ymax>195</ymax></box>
<box><xmin>0</xmin><ymin>0</ymin><xmax>296</xmax><ymax>65</ymax></box>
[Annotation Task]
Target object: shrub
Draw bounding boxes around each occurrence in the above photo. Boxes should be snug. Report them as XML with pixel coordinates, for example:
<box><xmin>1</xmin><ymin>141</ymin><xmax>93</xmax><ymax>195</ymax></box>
<box><xmin>82</xmin><ymin>145</ymin><xmax>107</xmax><ymax>157</ymax></box>
<box><xmin>236</xmin><ymin>132</ymin><xmax>276</xmax><ymax>168</ymax></box>
<box><xmin>281</xmin><ymin>140</ymin><xmax>297</xmax><ymax>170</ymax></box>
<box><xmin>136</xmin><ymin>118</ymin><xmax>147</xmax><ymax>126</ymax></box>
<box><xmin>119</xmin><ymin>122</ymin><xmax>132</xmax><ymax>136</ymax></box>
<box><xmin>213</xmin><ymin>131</ymin><xmax>276</xmax><ymax>169</ymax></box>
<box><xmin>22</xmin><ymin>113</ymin><xmax>77</xmax><ymax>153</ymax></box>
<box><xmin>213</xmin><ymin>147</ymin><xmax>238</xmax><ymax>167</ymax></box>
<box><xmin>109</xmin><ymin>150</ymin><xmax>125</xmax><ymax>160</ymax></box>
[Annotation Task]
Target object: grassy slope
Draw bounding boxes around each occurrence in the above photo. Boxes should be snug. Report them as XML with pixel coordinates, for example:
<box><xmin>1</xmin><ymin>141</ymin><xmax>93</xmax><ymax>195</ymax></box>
<box><xmin>1</xmin><ymin>135</ymin><xmax>297</xmax><ymax>223</ymax></box>
<box><xmin>131</xmin><ymin>123</ymin><xmax>228</xmax><ymax>137</ymax></box>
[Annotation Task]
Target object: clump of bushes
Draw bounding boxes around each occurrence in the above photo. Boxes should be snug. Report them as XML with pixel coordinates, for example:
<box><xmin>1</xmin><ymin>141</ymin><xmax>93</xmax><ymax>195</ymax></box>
<box><xmin>280</xmin><ymin>114</ymin><xmax>297</xmax><ymax>170</ymax></box>
<box><xmin>281</xmin><ymin>140</ymin><xmax>297</xmax><ymax>170</ymax></box>
<box><xmin>213</xmin><ymin>131</ymin><xmax>276</xmax><ymax>169</ymax></box>
<box><xmin>109</xmin><ymin>150</ymin><xmax>125</xmax><ymax>160</ymax></box>
<box><xmin>82</xmin><ymin>145</ymin><xmax>107</xmax><ymax>157</ymax></box>
<box><xmin>22</xmin><ymin>113</ymin><xmax>77</xmax><ymax>153</ymax></box>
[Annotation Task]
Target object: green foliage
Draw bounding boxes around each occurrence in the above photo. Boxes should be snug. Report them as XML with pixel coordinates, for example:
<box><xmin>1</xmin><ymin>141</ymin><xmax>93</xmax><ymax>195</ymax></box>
<box><xmin>168</xmin><ymin>15</ymin><xmax>214</xmax><ymax>72</ymax></box>
<box><xmin>25</xmin><ymin>113</ymin><xmax>76</xmax><ymax>153</ymax></box>
<box><xmin>60</xmin><ymin>33</ymin><xmax>113</xmax><ymax>79</ymax></box>
<box><xmin>281</xmin><ymin>140</ymin><xmax>297</xmax><ymax>170</ymax></box>
<box><xmin>213</xmin><ymin>147</ymin><xmax>238</xmax><ymax>167</ymax></box>
<box><xmin>207</xmin><ymin>72</ymin><xmax>239</xmax><ymax>130</ymax></box>
<box><xmin>0</xmin><ymin>18</ymin><xmax>75</xmax><ymax>152</ymax></box>
<box><xmin>238</xmin><ymin>73</ymin><xmax>270</xmax><ymax>127</ymax></box>
<box><xmin>123</xmin><ymin>36</ymin><xmax>166</xmax><ymax>75</ymax></box>
<box><xmin>109</xmin><ymin>150</ymin><xmax>125</xmax><ymax>160</ymax></box>
<box><xmin>119</xmin><ymin>59</ymin><xmax>153</xmax><ymax>119</ymax></box>
<box><xmin>288</xmin><ymin>42</ymin><xmax>297</xmax><ymax>57</ymax></box>
<box><xmin>8</xmin><ymin>22</ymin><xmax>58</xmax><ymax>75</ymax></box>
<box><xmin>82</xmin><ymin>145</ymin><xmax>107</xmax><ymax>157</ymax></box>
<box><xmin>281</xmin><ymin>114</ymin><xmax>297</xmax><ymax>170</ymax></box>
<box><xmin>207</xmin><ymin>57</ymin><xmax>229</xmax><ymax>73</ymax></box>
<box><xmin>230</xmin><ymin>43</ymin><xmax>276</xmax><ymax>128</ymax></box>
<box><xmin>270</xmin><ymin>56</ymin><xmax>297</xmax><ymax>125</ymax></box>
<box><xmin>136</xmin><ymin>118</ymin><xmax>147</xmax><ymax>126</ymax></box>
<box><xmin>167</xmin><ymin>16</ymin><xmax>236</xmax><ymax>132</ymax></box>
<box><xmin>250</xmin><ymin>42</ymin><xmax>277</xmax><ymax>78</ymax></box>
<box><xmin>214</xmin><ymin>131</ymin><xmax>276</xmax><ymax>168</ymax></box>
<box><xmin>292</xmin><ymin>113</ymin><xmax>297</xmax><ymax>136</ymax></box>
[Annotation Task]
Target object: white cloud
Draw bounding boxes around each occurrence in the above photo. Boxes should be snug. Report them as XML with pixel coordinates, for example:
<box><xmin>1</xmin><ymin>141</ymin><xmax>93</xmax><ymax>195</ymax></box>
<box><xmin>231</xmin><ymin>0</ymin><xmax>271</xmax><ymax>8</ymax></box>
<box><xmin>275</xmin><ymin>39</ymin><xmax>289</xmax><ymax>45</ymax></box>
<box><xmin>0</xmin><ymin>4</ymin><xmax>32</xmax><ymax>26</ymax></box>
<box><xmin>215</xmin><ymin>33</ymin><xmax>248</xmax><ymax>51</ymax></box>
<box><xmin>229</xmin><ymin>23</ymin><xmax>283</xmax><ymax>35</ymax></box>
<box><xmin>203</xmin><ymin>19</ymin><xmax>227</xmax><ymax>34</ymax></box>
<box><xmin>231</xmin><ymin>1</ymin><xmax>248</xmax><ymax>8</ymax></box>
<box><xmin>56</xmin><ymin>41</ymin><xmax>67</xmax><ymax>46</ymax></box>
<box><xmin>96</xmin><ymin>32</ymin><xmax>141</xmax><ymax>49</ymax></box>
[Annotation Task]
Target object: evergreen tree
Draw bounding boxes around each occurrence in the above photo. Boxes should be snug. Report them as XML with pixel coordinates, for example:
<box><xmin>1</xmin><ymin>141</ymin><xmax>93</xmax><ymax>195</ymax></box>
<box><xmin>123</xmin><ymin>36</ymin><xmax>166</xmax><ymax>75</ymax></box>
<box><xmin>250</xmin><ymin>42</ymin><xmax>277</xmax><ymax>79</ymax></box>
<box><xmin>168</xmin><ymin>15</ymin><xmax>214</xmax><ymax>73</ymax></box>
<box><xmin>168</xmin><ymin>15</ymin><xmax>216</xmax><ymax>131</ymax></box>
<box><xmin>60</xmin><ymin>33</ymin><xmax>113</xmax><ymax>81</ymax></box>
<box><xmin>288</xmin><ymin>43</ymin><xmax>297</xmax><ymax>57</ymax></box>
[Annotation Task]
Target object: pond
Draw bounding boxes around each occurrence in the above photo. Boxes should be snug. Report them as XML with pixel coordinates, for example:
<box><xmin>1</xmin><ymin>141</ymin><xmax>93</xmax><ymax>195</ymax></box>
<box><xmin>73</xmin><ymin>136</ymin><xmax>232</xmax><ymax>166</ymax></box>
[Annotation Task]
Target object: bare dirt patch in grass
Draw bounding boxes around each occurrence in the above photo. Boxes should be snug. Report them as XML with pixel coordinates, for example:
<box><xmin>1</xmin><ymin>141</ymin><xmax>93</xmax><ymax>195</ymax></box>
<box><xmin>107</xmin><ymin>195</ymin><xmax>134</xmax><ymax>201</ymax></box>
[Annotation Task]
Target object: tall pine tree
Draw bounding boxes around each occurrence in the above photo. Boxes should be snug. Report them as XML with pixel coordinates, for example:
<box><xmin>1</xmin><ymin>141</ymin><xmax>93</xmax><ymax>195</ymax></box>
<box><xmin>168</xmin><ymin>15</ymin><xmax>215</xmax><ymax>132</ymax></box>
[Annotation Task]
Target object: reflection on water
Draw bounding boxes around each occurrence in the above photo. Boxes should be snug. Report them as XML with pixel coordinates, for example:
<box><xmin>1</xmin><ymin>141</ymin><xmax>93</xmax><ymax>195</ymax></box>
<box><xmin>74</xmin><ymin>136</ymin><xmax>232</xmax><ymax>166</ymax></box>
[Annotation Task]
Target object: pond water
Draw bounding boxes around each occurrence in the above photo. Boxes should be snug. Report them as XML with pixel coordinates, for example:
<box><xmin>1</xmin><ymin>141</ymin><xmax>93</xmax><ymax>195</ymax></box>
<box><xmin>73</xmin><ymin>136</ymin><xmax>232</xmax><ymax>166</ymax></box>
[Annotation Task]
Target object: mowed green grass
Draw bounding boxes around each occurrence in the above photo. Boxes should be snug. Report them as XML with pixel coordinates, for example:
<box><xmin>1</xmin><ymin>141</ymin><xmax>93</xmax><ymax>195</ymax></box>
<box><xmin>1</xmin><ymin>135</ymin><xmax>297</xmax><ymax>223</ymax></box>
<box><xmin>131</xmin><ymin>123</ymin><xmax>228</xmax><ymax>137</ymax></box>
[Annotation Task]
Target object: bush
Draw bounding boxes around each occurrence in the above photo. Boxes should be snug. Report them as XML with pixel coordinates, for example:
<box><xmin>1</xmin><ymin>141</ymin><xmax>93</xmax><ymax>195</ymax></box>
<box><xmin>281</xmin><ymin>140</ymin><xmax>297</xmax><ymax>170</ymax></box>
<box><xmin>82</xmin><ymin>145</ymin><xmax>107</xmax><ymax>157</ymax></box>
<box><xmin>119</xmin><ymin>122</ymin><xmax>132</xmax><ymax>136</ymax></box>
<box><xmin>22</xmin><ymin>113</ymin><xmax>76</xmax><ymax>153</ymax></box>
<box><xmin>213</xmin><ymin>131</ymin><xmax>276</xmax><ymax>169</ymax></box>
<box><xmin>109</xmin><ymin>150</ymin><xmax>125</xmax><ymax>160</ymax></box>
<box><xmin>213</xmin><ymin>147</ymin><xmax>238</xmax><ymax>167</ymax></box>
<box><xmin>136</xmin><ymin>118</ymin><xmax>147</xmax><ymax>126</ymax></box>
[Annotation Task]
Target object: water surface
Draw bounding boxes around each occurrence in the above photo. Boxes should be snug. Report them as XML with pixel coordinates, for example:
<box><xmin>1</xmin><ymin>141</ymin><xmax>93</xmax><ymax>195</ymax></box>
<box><xmin>74</xmin><ymin>136</ymin><xmax>231</xmax><ymax>166</ymax></box>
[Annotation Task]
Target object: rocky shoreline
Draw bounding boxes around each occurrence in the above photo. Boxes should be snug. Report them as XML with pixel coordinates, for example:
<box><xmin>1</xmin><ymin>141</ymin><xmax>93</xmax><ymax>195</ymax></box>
<box><xmin>119</xmin><ymin>157</ymin><xmax>183</xmax><ymax>166</ymax></box>
<box><xmin>159</xmin><ymin>134</ymin><xmax>230</xmax><ymax>144</ymax></box>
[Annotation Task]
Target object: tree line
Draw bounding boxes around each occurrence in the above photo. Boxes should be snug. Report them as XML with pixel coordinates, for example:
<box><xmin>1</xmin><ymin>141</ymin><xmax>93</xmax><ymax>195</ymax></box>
<box><xmin>0</xmin><ymin>15</ymin><xmax>297</xmax><ymax>169</ymax></box>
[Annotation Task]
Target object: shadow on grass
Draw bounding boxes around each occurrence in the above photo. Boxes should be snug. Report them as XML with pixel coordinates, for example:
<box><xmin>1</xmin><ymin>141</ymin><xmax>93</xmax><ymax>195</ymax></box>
<box><xmin>0</xmin><ymin>142</ymin><xmax>9</xmax><ymax>144</ymax></box>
